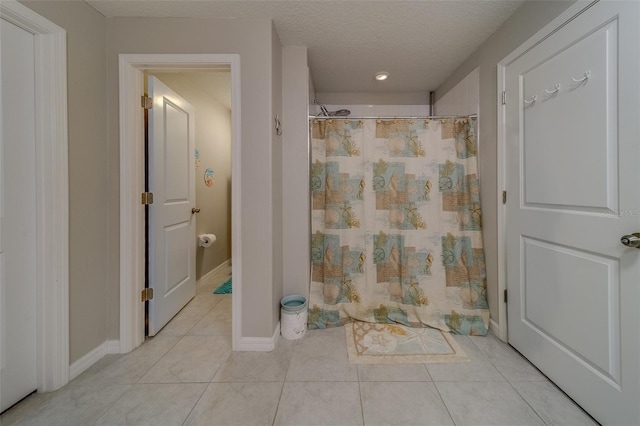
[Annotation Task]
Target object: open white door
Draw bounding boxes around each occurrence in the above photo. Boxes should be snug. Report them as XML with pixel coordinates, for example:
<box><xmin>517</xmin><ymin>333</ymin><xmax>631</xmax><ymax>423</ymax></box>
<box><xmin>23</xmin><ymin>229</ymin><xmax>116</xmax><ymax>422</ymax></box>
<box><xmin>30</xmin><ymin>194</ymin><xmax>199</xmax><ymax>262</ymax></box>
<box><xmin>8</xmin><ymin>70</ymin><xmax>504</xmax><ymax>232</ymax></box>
<box><xmin>0</xmin><ymin>17</ymin><xmax>37</xmax><ymax>412</ymax></box>
<box><xmin>147</xmin><ymin>76</ymin><xmax>196</xmax><ymax>336</ymax></box>
<box><xmin>504</xmin><ymin>2</ymin><xmax>640</xmax><ymax>424</ymax></box>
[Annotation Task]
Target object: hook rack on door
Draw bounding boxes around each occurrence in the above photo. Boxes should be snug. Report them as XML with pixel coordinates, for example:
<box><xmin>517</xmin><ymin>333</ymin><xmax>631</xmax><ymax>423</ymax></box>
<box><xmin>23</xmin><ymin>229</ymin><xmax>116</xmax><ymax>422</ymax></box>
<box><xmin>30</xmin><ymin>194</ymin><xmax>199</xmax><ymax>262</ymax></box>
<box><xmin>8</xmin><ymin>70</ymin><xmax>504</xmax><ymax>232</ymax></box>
<box><xmin>523</xmin><ymin>69</ymin><xmax>591</xmax><ymax>106</ymax></box>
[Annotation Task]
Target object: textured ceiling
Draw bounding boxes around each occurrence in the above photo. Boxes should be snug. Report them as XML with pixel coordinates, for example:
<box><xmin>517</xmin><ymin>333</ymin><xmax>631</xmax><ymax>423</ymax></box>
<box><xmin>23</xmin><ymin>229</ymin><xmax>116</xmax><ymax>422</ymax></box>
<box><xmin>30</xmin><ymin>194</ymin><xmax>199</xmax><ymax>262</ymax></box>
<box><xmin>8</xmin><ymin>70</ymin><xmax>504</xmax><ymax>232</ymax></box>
<box><xmin>87</xmin><ymin>0</ymin><xmax>525</xmax><ymax>94</ymax></box>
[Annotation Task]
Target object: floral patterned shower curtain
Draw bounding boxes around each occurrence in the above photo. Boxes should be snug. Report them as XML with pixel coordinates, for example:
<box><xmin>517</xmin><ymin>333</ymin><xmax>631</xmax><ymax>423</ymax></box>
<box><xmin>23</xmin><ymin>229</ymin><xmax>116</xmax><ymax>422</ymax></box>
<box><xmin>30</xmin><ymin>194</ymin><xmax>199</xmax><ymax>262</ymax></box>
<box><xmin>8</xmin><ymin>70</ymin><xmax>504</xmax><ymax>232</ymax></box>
<box><xmin>309</xmin><ymin>117</ymin><xmax>489</xmax><ymax>335</ymax></box>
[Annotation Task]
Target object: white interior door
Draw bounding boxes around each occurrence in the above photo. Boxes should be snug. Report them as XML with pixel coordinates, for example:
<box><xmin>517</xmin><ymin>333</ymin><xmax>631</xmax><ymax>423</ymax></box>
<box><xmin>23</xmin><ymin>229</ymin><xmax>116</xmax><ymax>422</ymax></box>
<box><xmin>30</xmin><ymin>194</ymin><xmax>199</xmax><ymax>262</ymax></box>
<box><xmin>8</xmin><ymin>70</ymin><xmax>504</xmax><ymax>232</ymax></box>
<box><xmin>147</xmin><ymin>76</ymin><xmax>196</xmax><ymax>336</ymax></box>
<box><xmin>0</xmin><ymin>17</ymin><xmax>38</xmax><ymax>412</ymax></box>
<box><xmin>505</xmin><ymin>2</ymin><xmax>640</xmax><ymax>424</ymax></box>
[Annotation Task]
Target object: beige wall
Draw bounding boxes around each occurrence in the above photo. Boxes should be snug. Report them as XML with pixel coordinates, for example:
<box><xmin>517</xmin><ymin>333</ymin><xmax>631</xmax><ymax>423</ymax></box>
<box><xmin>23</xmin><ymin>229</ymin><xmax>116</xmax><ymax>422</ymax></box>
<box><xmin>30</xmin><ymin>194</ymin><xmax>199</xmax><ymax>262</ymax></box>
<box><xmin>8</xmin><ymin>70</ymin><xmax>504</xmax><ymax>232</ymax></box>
<box><xmin>150</xmin><ymin>72</ymin><xmax>232</xmax><ymax>280</ymax></box>
<box><xmin>21</xmin><ymin>1</ymin><xmax>108</xmax><ymax>364</ymax></box>
<box><xmin>434</xmin><ymin>0</ymin><xmax>575</xmax><ymax>325</ymax></box>
<box><xmin>316</xmin><ymin>92</ymin><xmax>428</xmax><ymax>106</ymax></box>
<box><xmin>271</xmin><ymin>24</ymin><xmax>284</xmax><ymax>330</ymax></box>
<box><xmin>282</xmin><ymin>46</ymin><xmax>311</xmax><ymax>298</ymax></box>
<box><xmin>434</xmin><ymin>68</ymin><xmax>479</xmax><ymax>117</ymax></box>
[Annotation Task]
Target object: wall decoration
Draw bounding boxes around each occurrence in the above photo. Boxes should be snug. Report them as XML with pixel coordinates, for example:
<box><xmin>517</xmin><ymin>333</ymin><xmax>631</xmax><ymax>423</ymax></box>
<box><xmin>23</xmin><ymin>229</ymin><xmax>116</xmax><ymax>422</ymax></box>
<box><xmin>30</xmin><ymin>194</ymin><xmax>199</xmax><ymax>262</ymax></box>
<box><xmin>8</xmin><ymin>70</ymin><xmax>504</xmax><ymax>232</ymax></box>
<box><xmin>194</xmin><ymin>149</ymin><xmax>201</xmax><ymax>169</ymax></box>
<box><xmin>204</xmin><ymin>168</ymin><xmax>215</xmax><ymax>187</ymax></box>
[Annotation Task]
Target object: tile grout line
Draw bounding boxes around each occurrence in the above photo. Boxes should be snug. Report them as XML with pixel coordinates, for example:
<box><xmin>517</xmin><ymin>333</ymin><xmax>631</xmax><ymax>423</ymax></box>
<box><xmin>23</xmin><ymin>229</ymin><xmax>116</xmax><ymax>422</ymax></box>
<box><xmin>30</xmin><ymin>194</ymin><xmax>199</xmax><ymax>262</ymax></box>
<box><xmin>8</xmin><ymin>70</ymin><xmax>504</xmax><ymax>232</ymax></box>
<box><xmin>272</xmin><ymin>343</ymin><xmax>297</xmax><ymax>426</ymax></box>
<box><xmin>431</xmin><ymin>381</ymin><xmax>459</xmax><ymax>426</ymax></box>
<box><xmin>357</xmin><ymin>367</ymin><xmax>366</xmax><ymax>425</ymax></box>
<box><xmin>180</xmin><ymin>382</ymin><xmax>211</xmax><ymax>426</ymax></box>
<box><xmin>270</xmin><ymin>380</ymin><xmax>287</xmax><ymax>426</ymax></box>
<box><xmin>504</xmin><ymin>380</ymin><xmax>550</xmax><ymax>425</ymax></box>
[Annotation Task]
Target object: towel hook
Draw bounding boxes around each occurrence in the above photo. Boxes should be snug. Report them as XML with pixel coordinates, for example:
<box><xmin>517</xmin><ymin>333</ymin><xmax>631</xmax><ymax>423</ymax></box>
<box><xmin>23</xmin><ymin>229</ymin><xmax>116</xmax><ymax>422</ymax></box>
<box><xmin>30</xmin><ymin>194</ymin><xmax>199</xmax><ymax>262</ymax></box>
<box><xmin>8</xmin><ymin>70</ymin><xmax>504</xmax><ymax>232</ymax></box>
<box><xmin>523</xmin><ymin>95</ymin><xmax>537</xmax><ymax>105</ymax></box>
<box><xmin>545</xmin><ymin>83</ymin><xmax>560</xmax><ymax>95</ymax></box>
<box><xmin>571</xmin><ymin>69</ymin><xmax>591</xmax><ymax>83</ymax></box>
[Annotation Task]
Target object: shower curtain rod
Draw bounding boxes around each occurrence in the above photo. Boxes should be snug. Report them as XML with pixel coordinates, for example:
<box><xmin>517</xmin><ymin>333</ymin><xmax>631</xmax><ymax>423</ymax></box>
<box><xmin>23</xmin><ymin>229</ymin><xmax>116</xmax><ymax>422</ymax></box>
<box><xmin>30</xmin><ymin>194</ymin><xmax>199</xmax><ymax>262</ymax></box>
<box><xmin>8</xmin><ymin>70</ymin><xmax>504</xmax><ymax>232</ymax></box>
<box><xmin>309</xmin><ymin>114</ymin><xmax>478</xmax><ymax>120</ymax></box>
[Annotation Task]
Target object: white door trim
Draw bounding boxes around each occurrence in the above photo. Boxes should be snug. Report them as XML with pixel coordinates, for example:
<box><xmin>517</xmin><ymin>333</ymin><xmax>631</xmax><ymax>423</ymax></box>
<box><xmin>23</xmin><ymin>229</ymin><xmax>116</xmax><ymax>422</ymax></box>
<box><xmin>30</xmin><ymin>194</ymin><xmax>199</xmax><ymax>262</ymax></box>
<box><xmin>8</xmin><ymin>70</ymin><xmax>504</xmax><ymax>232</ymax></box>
<box><xmin>0</xmin><ymin>1</ymin><xmax>69</xmax><ymax>391</ymax></box>
<box><xmin>118</xmin><ymin>54</ymin><xmax>242</xmax><ymax>353</ymax></box>
<box><xmin>496</xmin><ymin>0</ymin><xmax>597</xmax><ymax>342</ymax></box>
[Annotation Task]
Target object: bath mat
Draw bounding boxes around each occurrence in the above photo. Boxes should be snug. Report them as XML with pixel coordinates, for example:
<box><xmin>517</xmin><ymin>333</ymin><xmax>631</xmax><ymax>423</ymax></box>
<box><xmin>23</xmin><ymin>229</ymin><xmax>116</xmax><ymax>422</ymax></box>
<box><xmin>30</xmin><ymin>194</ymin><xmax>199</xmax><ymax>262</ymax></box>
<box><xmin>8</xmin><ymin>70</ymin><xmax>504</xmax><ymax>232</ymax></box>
<box><xmin>213</xmin><ymin>277</ymin><xmax>232</xmax><ymax>294</ymax></box>
<box><xmin>345</xmin><ymin>321</ymin><xmax>469</xmax><ymax>364</ymax></box>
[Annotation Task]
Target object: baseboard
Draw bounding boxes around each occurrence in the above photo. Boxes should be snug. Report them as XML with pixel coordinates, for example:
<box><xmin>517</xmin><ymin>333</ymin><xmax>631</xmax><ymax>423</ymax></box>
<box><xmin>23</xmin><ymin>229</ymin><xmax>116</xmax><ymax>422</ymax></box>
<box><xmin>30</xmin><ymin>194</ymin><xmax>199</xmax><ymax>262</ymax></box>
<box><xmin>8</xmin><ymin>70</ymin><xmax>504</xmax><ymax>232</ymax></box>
<box><xmin>107</xmin><ymin>340</ymin><xmax>121</xmax><ymax>354</ymax></box>
<box><xmin>69</xmin><ymin>340</ymin><xmax>121</xmax><ymax>381</ymax></box>
<box><xmin>489</xmin><ymin>319</ymin><xmax>503</xmax><ymax>341</ymax></box>
<box><xmin>197</xmin><ymin>259</ymin><xmax>231</xmax><ymax>289</ymax></box>
<box><xmin>236</xmin><ymin>322</ymin><xmax>280</xmax><ymax>352</ymax></box>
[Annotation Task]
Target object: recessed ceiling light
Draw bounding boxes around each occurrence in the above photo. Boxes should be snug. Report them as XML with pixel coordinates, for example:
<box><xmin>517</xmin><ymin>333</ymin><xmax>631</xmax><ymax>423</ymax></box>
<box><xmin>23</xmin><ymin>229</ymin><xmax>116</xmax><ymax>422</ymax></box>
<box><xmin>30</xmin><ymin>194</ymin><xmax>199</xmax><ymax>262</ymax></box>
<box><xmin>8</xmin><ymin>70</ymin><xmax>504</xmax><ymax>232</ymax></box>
<box><xmin>374</xmin><ymin>71</ymin><xmax>389</xmax><ymax>81</ymax></box>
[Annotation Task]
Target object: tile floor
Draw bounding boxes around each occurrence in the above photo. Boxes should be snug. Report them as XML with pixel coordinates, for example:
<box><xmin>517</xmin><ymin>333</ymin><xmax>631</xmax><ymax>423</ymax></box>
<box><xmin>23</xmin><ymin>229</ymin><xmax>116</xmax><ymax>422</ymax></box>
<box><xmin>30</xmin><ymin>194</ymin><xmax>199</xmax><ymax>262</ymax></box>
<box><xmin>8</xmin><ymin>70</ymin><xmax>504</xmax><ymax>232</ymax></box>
<box><xmin>1</xmin><ymin>266</ymin><xmax>597</xmax><ymax>426</ymax></box>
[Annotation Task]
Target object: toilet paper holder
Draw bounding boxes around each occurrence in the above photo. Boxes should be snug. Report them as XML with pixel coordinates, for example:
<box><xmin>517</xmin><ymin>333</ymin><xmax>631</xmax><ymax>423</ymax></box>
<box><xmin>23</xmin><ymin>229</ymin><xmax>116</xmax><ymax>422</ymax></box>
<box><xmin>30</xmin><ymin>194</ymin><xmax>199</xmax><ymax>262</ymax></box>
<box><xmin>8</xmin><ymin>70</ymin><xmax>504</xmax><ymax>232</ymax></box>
<box><xmin>198</xmin><ymin>234</ymin><xmax>216</xmax><ymax>248</ymax></box>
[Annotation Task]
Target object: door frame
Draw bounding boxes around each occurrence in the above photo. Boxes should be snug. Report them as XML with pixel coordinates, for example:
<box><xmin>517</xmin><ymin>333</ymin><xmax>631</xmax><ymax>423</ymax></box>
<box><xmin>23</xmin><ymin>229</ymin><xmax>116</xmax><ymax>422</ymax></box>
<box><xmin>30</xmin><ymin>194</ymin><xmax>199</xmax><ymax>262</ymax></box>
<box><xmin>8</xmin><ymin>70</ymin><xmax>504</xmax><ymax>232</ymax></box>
<box><xmin>118</xmin><ymin>54</ymin><xmax>241</xmax><ymax>353</ymax></box>
<box><xmin>0</xmin><ymin>1</ymin><xmax>69</xmax><ymax>391</ymax></box>
<box><xmin>496</xmin><ymin>0</ymin><xmax>597</xmax><ymax>342</ymax></box>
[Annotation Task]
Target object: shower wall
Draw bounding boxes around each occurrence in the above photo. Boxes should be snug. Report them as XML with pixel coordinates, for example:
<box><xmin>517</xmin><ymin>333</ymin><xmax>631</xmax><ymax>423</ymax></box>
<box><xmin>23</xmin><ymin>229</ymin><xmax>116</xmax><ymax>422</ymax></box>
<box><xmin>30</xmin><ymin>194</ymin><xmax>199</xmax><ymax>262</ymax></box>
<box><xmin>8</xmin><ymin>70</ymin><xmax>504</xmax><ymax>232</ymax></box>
<box><xmin>311</xmin><ymin>103</ymin><xmax>430</xmax><ymax>117</ymax></box>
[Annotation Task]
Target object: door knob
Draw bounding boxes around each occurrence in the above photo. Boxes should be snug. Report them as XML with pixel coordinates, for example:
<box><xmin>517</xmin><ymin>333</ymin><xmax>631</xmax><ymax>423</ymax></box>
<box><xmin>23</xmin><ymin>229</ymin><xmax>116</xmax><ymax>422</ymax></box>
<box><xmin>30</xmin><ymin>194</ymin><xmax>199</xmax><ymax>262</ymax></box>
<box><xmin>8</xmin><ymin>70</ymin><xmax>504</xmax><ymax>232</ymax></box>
<box><xmin>191</xmin><ymin>208</ymin><xmax>200</xmax><ymax>214</ymax></box>
<box><xmin>620</xmin><ymin>233</ymin><xmax>640</xmax><ymax>248</ymax></box>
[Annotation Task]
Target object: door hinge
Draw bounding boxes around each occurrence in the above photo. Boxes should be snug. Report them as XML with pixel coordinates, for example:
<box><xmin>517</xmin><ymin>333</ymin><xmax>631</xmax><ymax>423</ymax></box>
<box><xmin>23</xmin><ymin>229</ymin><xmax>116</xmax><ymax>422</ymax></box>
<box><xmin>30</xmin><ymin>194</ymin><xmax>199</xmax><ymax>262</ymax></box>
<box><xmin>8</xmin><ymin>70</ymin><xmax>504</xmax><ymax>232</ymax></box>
<box><xmin>141</xmin><ymin>95</ymin><xmax>153</xmax><ymax>110</ymax></box>
<box><xmin>501</xmin><ymin>91</ymin><xmax>506</xmax><ymax>105</ymax></box>
<box><xmin>502</xmin><ymin>190</ymin><xmax>507</xmax><ymax>204</ymax></box>
<box><xmin>504</xmin><ymin>289</ymin><xmax>508</xmax><ymax>303</ymax></box>
<box><xmin>141</xmin><ymin>192</ymin><xmax>154</xmax><ymax>205</ymax></box>
<box><xmin>141</xmin><ymin>288</ymin><xmax>154</xmax><ymax>302</ymax></box>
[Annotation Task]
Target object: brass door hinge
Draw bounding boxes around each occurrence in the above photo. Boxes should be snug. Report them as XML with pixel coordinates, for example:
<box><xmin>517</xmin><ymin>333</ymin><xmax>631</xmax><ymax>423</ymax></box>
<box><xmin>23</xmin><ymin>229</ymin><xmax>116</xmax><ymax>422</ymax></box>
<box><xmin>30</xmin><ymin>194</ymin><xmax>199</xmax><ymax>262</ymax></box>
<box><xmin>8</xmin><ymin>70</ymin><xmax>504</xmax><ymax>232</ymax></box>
<box><xmin>141</xmin><ymin>95</ymin><xmax>153</xmax><ymax>109</ymax></box>
<box><xmin>141</xmin><ymin>288</ymin><xmax>154</xmax><ymax>302</ymax></box>
<box><xmin>141</xmin><ymin>192</ymin><xmax>154</xmax><ymax>205</ymax></box>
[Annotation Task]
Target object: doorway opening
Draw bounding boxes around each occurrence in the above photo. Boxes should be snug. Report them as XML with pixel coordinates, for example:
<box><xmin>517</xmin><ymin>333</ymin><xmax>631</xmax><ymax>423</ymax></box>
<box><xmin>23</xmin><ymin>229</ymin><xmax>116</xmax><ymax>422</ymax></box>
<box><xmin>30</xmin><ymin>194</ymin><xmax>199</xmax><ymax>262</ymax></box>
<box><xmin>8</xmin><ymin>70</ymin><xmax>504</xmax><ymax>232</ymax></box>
<box><xmin>144</xmin><ymin>70</ymin><xmax>233</xmax><ymax>336</ymax></box>
<box><xmin>118</xmin><ymin>54</ymin><xmax>241</xmax><ymax>353</ymax></box>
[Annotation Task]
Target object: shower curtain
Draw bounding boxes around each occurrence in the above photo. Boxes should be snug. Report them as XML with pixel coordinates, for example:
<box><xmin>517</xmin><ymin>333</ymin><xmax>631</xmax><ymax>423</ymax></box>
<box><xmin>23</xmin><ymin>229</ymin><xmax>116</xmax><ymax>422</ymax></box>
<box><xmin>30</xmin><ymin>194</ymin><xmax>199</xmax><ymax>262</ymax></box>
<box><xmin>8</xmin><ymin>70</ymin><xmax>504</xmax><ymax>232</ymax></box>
<box><xmin>309</xmin><ymin>117</ymin><xmax>489</xmax><ymax>335</ymax></box>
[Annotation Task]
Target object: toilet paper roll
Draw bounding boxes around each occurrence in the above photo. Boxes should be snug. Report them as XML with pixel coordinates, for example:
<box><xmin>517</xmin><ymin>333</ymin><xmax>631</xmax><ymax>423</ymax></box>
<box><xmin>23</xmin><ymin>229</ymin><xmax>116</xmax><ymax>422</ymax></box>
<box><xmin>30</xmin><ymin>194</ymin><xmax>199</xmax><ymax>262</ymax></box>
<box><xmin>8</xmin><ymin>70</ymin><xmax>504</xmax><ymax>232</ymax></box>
<box><xmin>198</xmin><ymin>234</ymin><xmax>216</xmax><ymax>248</ymax></box>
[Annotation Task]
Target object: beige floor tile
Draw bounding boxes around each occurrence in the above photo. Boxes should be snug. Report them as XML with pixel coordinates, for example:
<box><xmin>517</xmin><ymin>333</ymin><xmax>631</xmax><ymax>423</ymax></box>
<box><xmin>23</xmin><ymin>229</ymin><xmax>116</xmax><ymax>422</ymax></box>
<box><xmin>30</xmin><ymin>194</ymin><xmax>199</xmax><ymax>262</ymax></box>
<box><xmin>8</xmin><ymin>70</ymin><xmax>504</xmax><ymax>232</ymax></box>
<box><xmin>286</xmin><ymin>328</ymin><xmax>358</xmax><ymax>382</ymax></box>
<box><xmin>427</xmin><ymin>335</ymin><xmax>505</xmax><ymax>382</ymax></box>
<box><xmin>357</xmin><ymin>363</ymin><xmax>431</xmax><ymax>382</ymax></box>
<box><xmin>213</xmin><ymin>338</ymin><xmax>296</xmax><ymax>382</ymax></box>
<box><xmin>1</xmin><ymin>383</ymin><xmax>129</xmax><ymax>426</ymax></box>
<box><xmin>184</xmin><ymin>382</ymin><xmax>282</xmax><ymax>426</ymax></box>
<box><xmin>436</xmin><ymin>381</ymin><xmax>545</xmax><ymax>426</ymax></box>
<box><xmin>360</xmin><ymin>381</ymin><xmax>454</xmax><ymax>426</ymax></box>
<box><xmin>70</xmin><ymin>336</ymin><xmax>181</xmax><ymax>386</ymax></box>
<box><xmin>138</xmin><ymin>335</ymin><xmax>232</xmax><ymax>383</ymax></box>
<box><xmin>511</xmin><ymin>381</ymin><xmax>598</xmax><ymax>426</ymax></box>
<box><xmin>274</xmin><ymin>382</ymin><xmax>363</xmax><ymax>426</ymax></box>
<box><xmin>94</xmin><ymin>383</ymin><xmax>207</xmax><ymax>426</ymax></box>
<box><xmin>187</xmin><ymin>299</ymin><xmax>232</xmax><ymax>336</ymax></box>
<box><xmin>158</xmin><ymin>304</ymin><xmax>213</xmax><ymax>336</ymax></box>
<box><xmin>469</xmin><ymin>333</ymin><xmax>549</xmax><ymax>382</ymax></box>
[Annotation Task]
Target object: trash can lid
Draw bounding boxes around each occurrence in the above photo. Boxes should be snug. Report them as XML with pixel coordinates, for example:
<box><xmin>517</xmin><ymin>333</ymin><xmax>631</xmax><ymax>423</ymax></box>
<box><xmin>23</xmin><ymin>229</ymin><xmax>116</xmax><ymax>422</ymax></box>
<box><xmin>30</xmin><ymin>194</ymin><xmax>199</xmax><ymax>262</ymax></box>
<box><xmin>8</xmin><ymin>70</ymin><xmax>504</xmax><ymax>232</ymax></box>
<box><xmin>281</xmin><ymin>294</ymin><xmax>307</xmax><ymax>311</ymax></box>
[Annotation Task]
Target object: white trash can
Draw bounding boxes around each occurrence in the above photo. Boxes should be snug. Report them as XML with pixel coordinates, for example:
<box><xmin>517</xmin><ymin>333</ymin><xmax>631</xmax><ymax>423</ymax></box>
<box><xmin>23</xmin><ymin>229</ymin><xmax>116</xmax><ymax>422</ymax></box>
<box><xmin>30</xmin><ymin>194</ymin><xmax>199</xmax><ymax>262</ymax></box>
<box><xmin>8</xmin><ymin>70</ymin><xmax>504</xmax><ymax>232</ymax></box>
<box><xmin>280</xmin><ymin>295</ymin><xmax>308</xmax><ymax>340</ymax></box>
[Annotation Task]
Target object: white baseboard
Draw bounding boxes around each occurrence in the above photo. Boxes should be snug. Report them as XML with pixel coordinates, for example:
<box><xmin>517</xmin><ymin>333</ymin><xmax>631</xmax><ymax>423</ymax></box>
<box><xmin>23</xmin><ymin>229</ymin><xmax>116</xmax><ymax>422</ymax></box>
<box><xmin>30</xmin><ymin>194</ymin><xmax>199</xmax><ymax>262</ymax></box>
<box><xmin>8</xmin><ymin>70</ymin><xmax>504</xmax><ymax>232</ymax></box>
<box><xmin>489</xmin><ymin>319</ymin><xmax>504</xmax><ymax>341</ymax></box>
<box><xmin>69</xmin><ymin>340</ymin><xmax>121</xmax><ymax>381</ymax></box>
<box><xmin>197</xmin><ymin>259</ymin><xmax>231</xmax><ymax>288</ymax></box>
<box><xmin>107</xmin><ymin>340</ymin><xmax>121</xmax><ymax>354</ymax></box>
<box><xmin>236</xmin><ymin>323</ymin><xmax>280</xmax><ymax>352</ymax></box>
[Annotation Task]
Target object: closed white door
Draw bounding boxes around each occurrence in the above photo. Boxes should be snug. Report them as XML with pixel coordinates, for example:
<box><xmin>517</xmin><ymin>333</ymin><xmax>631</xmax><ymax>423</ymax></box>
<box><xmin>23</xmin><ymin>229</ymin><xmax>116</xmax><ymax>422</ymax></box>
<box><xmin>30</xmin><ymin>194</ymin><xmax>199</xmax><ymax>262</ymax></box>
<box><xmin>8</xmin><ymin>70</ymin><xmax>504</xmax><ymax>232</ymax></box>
<box><xmin>505</xmin><ymin>2</ymin><xmax>639</xmax><ymax>424</ymax></box>
<box><xmin>0</xmin><ymin>17</ymin><xmax>38</xmax><ymax>412</ymax></box>
<box><xmin>147</xmin><ymin>76</ymin><xmax>196</xmax><ymax>336</ymax></box>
